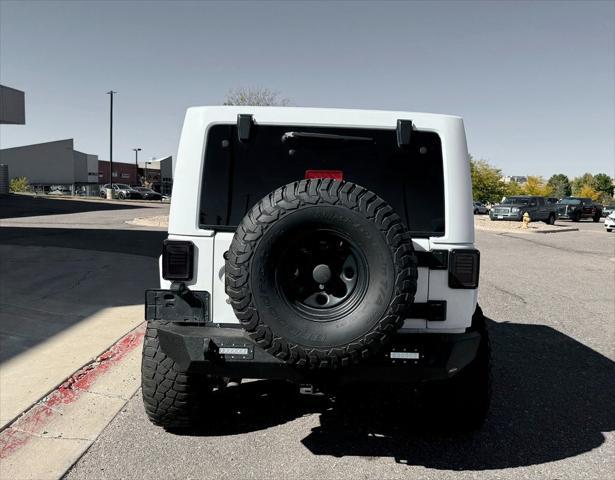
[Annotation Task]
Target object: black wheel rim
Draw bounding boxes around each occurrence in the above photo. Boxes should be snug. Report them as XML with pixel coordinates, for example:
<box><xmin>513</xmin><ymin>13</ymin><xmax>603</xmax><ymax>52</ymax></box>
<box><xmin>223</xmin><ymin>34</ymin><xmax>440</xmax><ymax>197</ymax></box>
<box><xmin>276</xmin><ymin>229</ymin><xmax>369</xmax><ymax>321</ymax></box>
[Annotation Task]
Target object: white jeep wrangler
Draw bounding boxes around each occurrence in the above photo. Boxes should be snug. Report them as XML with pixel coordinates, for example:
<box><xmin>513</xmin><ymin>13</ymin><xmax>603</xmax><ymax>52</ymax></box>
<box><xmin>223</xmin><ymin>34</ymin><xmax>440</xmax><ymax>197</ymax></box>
<box><xmin>142</xmin><ymin>106</ymin><xmax>490</xmax><ymax>430</ymax></box>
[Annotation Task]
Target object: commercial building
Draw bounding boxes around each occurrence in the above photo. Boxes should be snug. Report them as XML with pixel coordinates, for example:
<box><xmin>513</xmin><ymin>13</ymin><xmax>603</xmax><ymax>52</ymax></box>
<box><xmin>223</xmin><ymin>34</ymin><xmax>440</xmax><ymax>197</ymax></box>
<box><xmin>0</xmin><ymin>85</ymin><xmax>25</xmax><ymax>125</ymax></box>
<box><xmin>98</xmin><ymin>160</ymin><xmax>138</xmax><ymax>185</ymax></box>
<box><xmin>139</xmin><ymin>156</ymin><xmax>173</xmax><ymax>195</ymax></box>
<box><xmin>0</xmin><ymin>139</ymin><xmax>99</xmax><ymax>194</ymax></box>
<box><xmin>98</xmin><ymin>156</ymin><xmax>173</xmax><ymax>195</ymax></box>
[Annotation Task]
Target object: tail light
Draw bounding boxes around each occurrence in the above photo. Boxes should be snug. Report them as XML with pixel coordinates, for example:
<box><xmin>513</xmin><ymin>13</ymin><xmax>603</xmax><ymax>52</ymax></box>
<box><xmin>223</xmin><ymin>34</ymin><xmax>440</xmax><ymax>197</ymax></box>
<box><xmin>162</xmin><ymin>240</ymin><xmax>194</xmax><ymax>281</ymax></box>
<box><xmin>305</xmin><ymin>170</ymin><xmax>344</xmax><ymax>181</ymax></box>
<box><xmin>448</xmin><ymin>249</ymin><xmax>480</xmax><ymax>289</ymax></box>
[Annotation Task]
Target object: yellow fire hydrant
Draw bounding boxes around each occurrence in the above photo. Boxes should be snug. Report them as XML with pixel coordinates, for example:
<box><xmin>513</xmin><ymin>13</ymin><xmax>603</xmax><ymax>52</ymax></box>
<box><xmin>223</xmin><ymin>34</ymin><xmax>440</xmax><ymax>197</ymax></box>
<box><xmin>522</xmin><ymin>211</ymin><xmax>531</xmax><ymax>228</ymax></box>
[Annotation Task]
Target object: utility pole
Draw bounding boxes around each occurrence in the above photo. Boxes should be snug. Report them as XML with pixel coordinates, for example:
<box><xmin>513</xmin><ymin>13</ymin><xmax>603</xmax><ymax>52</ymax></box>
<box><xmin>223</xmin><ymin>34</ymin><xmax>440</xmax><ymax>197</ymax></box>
<box><xmin>106</xmin><ymin>91</ymin><xmax>117</xmax><ymax>189</ymax></box>
<box><xmin>133</xmin><ymin>147</ymin><xmax>142</xmax><ymax>185</ymax></box>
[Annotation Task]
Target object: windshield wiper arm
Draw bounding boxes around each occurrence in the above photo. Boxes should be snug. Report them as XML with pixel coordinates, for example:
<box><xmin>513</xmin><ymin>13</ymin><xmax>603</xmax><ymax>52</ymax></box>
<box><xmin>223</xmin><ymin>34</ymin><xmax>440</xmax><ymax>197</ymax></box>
<box><xmin>281</xmin><ymin>131</ymin><xmax>373</xmax><ymax>144</ymax></box>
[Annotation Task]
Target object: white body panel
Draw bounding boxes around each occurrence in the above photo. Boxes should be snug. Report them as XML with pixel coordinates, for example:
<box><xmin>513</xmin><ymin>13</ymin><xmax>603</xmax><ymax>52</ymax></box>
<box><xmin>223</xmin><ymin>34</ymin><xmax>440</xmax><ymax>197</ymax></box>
<box><xmin>165</xmin><ymin>106</ymin><xmax>477</xmax><ymax>332</ymax></box>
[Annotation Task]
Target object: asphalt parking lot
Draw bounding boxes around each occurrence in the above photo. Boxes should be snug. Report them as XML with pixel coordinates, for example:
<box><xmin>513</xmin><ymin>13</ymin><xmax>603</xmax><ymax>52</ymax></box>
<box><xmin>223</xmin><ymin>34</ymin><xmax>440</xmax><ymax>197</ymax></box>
<box><xmin>65</xmin><ymin>220</ymin><xmax>614</xmax><ymax>480</ymax></box>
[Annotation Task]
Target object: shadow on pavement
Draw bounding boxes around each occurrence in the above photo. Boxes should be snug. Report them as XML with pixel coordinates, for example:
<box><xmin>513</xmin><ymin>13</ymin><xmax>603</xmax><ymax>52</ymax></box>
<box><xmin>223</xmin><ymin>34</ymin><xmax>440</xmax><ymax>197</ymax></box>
<box><xmin>177</xmin><ymin>318</ymin><xmax>615</xmax><ymax>470</ymax></box>
<box><xmin>0</xmin><ymin>194</ymin><xmax>149</xmax><ymax>219</ymax></box>
<box><xmin>0</xmin><ymin>227</ymin><xmax>166</xmax><ymax>257</ymax></box>
<box><xmin>0</xmin><ymin>227</ymin><xmax>165</xmax><ymax>363</ymax></box>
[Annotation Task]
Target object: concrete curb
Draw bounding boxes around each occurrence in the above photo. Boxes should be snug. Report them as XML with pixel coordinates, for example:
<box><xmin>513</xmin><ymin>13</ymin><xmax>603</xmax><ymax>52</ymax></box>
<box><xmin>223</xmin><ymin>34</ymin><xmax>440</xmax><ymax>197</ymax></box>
<box><xmin>534</xmin><ymin>227</ymin><xmax>579</xmax><ymax>234</ymax></box>
<box><xmin>476</xmin><ymin>226</ymin><xmax>580</xmax><ymax>235</ymax></box>
<box><xmin>0</xmin><ymin>323</ymin><xmax>146</xmax><ymax>480</ymax></box>
<box><xmin>12</xmin><ymin>192</ymin><xmax>168</xmax><ymax>207</ymax></box>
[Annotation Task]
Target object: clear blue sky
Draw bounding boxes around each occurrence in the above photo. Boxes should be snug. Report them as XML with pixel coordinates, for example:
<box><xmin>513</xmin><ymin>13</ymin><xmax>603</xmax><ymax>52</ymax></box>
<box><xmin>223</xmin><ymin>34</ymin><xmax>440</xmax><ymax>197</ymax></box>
<box><xmin>1</xmin><ymin>0</ymin><xmax>613</xmax><ymax>178</ymax></box>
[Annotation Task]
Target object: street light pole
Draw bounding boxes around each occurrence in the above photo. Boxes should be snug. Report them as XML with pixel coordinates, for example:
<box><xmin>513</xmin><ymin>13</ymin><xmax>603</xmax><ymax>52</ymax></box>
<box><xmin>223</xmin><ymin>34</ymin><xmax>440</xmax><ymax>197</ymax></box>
<box><xmin>106</xmin><ymin>91</ymin><xmax>117</xmax><ymax>190</ymax></box>
<box><xmin>133</xmin><ymin>147</ymin><xmax>142</xmax><ymax>185</ymax></box>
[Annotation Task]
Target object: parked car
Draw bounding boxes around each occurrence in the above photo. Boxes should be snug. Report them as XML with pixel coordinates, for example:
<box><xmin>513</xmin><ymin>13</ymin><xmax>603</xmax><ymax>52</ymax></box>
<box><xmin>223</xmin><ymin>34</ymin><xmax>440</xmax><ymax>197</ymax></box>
<box><xmin>489</xmin><ymin>195</ymin><xmax>556</xmax><ymax>224</ymax></box>
<box><xmin>142</xmin><ymin>106</ymin><xmax>489</xmax><ymax>431</ymax></box>
<box><xmin>604</xmin><ymin>212</ymin><xmax>615</xmax><ymax>232</ymax></box>
<box><xmin>546</xmin><ymin>197</ymin><xmax>560</xmax><ymax>205</ymax></box>
<box><xmin>48</xmin><ymin>186</ymin><xmax>71</xmax><ymax>196</ymax></box>
<box><xmin>473</xmin><ymin>202</ymin><xmax>489</xmax><ymax>214</ymax></box>
<box><xmin>602</xmin><ymin>204</ymin><xmax>615</xmax><ymax>217</ymax></box>
<box><xmin>99</xmin><ymin>183</ymin><xmax>142</xmax><ymax>200</ymax></box>
<box><xmin>555</xmin><ymin>197</ymin><xmax>602</xmax><ymax>222</ymax></box>
<box><xmin>133</xmin><ymin>187</ymin><xmax>163</xmax><ymax>200</ymax></box>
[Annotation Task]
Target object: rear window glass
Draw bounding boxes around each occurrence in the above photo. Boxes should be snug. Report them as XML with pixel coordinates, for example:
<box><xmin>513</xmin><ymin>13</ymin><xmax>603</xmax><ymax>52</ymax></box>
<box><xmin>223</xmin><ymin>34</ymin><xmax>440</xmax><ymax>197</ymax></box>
<box><xmin>199</xmin><ymin>124</ymin><xmax>445</xmax><ymax>237</ymax></box>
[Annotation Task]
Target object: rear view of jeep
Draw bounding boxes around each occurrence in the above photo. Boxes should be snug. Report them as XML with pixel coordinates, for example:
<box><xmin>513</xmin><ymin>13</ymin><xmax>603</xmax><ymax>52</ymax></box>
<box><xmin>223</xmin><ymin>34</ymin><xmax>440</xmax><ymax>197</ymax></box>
<box><xmin>142</xmin><ymin>107</ymin><xmax>489</xmax><ymax>431</ymax></box>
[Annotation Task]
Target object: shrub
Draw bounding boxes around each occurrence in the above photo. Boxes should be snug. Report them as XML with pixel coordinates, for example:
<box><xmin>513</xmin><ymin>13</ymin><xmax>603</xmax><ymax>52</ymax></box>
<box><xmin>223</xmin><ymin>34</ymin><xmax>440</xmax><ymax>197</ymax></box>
<box><xmin>9</xmin><ymin>177</ymin><xmax>30</xmax><ymax>193</ymax></box>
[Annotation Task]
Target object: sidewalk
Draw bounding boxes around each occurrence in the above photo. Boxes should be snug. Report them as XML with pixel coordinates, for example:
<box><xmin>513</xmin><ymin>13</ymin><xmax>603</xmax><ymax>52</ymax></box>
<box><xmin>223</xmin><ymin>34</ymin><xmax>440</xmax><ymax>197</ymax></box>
<box><xmin>0</xmin><ymin>244</ymin><xmax>156</xmax><ymax>428</ymax></box>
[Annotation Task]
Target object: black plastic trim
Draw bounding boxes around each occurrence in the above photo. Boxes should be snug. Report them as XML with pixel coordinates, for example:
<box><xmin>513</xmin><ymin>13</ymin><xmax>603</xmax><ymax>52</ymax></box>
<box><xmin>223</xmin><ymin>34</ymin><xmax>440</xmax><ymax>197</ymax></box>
<box><xmin>415</xmin><ymin>250</ymin><xmax>448</xmax><ymax>269</ymax></box>
<box><xmin>407</xmin><ymin>301</ymin><xmax>447</xmax><ymax>321</ymax></box>
<box><xmin>145</xmin><ymin>288</ymin><xmax>209</xmax><ymax>323</ymax></box>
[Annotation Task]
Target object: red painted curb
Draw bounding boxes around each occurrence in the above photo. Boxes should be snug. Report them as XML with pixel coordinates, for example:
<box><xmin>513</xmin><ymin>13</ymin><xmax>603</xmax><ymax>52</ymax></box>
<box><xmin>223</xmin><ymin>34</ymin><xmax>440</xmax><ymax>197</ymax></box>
<box><xmin>0</xmin><ymin>323</ymin><xmax>146</xmax><ymax>459</ymax></box>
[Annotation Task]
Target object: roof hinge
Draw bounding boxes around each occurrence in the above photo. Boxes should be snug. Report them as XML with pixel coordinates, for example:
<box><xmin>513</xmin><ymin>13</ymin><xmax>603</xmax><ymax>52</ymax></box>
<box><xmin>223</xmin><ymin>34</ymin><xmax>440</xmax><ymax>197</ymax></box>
<box><xmin>396</xmin><ymin>119</ymin><xmax>414</xmax><ymax>148</ymax></box>
<box><xmin>237</xmin><ymin>114</ymin><xmax>254</xmax><ymax>143</ymax></box>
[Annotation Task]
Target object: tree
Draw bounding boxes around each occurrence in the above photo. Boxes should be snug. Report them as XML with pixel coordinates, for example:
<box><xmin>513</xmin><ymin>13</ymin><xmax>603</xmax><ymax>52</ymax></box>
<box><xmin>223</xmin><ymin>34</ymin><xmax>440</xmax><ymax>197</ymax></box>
<box><xmin>546</xmin><ymin>174</ymin><xmax>571</xmax><ymax>198</ymax></box>
<box><xmin>571</xmin><ymin>173</ymin><xmax>594</xmax><ymax>195</ymax></box>
<box><xmin>578</xmin><ymin>184</ymin><xmax>600</xmax><ymax>201</ymax></box>
<box><xmin>504</xmin><ymin>180</ymin><xmax>523</xmax><ymax>196</ymax></box>
<box><xmin>522</xmin><ymin>176</ymin><xmax>554</xmax><ymax>196</ymax></box>
<box><xmin>9</xmin><ymin>176</ymin><xmax>30</xmax><ymax>192</ymax></box>
<box><xmin>592</xmin><ymin>173</ymin><xmax>614</xmax><ymax>197</ymax></box>
<box><xmin>470</xmin><ymin>157</ymin><xmax>507</xmax><ymax>203</ymax></box>
<box><xmin>223</xmin><ymin>87</ymin><xmax>290</xmax><ymax>106</ymax></box>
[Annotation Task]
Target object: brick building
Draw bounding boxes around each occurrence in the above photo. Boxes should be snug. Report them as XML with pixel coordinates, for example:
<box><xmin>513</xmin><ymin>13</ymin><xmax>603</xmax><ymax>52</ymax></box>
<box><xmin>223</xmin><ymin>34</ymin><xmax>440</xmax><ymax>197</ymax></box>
<box><xmin>98</xmin><ymin>161</ymin><xmax>138</xmax><ymax>185</ymax></box>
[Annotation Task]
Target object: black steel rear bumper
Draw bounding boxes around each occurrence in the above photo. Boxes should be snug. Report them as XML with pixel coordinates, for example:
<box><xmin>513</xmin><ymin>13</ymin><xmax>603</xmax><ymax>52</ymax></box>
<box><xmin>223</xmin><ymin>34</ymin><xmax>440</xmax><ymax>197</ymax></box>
<box><xmin>154</xmin><ymin>323</ymin><xmax>479</xmax><ymax>385</ymax></box>
<box><xmin>145</xmin><ymin>287</ymin><xmax>481</xmax><ymax>385</ymax></box>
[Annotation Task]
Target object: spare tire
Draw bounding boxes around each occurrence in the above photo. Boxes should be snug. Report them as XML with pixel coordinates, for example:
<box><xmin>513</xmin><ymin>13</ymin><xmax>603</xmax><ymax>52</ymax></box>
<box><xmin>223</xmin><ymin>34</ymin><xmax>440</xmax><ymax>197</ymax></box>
<box><xmin>225</xmin><ymin>179</ymin><xmax>417</xmax><ymax>369</ymax></box>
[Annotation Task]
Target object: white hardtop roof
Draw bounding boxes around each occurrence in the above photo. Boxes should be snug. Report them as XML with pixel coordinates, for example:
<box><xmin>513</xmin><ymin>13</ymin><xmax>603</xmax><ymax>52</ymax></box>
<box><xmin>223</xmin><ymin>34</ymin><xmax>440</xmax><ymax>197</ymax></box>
<box><xmin>186</xmin><ymin>106</ymin><xmax>462</xmax><ymax>128</ymax></box>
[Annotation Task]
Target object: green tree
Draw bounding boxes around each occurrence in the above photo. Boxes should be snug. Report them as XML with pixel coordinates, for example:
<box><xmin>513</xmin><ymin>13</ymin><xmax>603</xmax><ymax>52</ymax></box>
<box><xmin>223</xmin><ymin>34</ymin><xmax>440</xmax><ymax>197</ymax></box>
<box><xmin>571</xmin><ymin>173</ymin><xmax>594</xmax><ymax>195</ymax></box>
<box><xmin>223</xmin><ymin>87</ymin><xmax>290</xmax><ymax>106</ymax></box>
<box><xmin>504</xmin><ymin>180</ymin><xmax>523</xmax><ymax>196</ymax></box>
<box><xmin>592</xmin><ymin>173</ymin><xmax>614</xmax><ymax>197</ymax></box>
<box><xmin>470</xmin><ymin>157</ymin><xmax>507</xmax><ymax>203</ymax></box>
<box><xmin>546</xmin><ymin>174</ymin><xmax>571</xmax><ymax>198</ymax></box>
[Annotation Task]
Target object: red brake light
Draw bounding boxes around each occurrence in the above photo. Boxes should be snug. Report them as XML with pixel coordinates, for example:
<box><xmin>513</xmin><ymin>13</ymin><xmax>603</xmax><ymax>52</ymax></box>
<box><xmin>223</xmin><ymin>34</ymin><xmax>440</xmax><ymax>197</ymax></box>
<box><xmin>305</xmin><ymin>170</ymin><xmax>344</xmax><ymax>181</ymax></box>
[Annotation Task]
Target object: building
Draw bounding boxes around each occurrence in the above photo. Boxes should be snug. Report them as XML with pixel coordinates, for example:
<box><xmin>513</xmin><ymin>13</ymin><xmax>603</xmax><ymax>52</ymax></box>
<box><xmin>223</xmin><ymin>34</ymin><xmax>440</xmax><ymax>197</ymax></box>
<box><xmin>0</xmin><ymin>139</ymin><xmax>99</xmax><ymax>194</ymax></box>
<box><xmin>503</xmin><ymin>175</ymin><xmax>528</xmax><ymax>185</ymax></box>
<box><xmin>0</xmin><ymin>85</ymin><xmax>25</xmax><ymax>125</ymax></box>
<box><xmin>138</xmin><ymin>156</ymin><xmax>173</xmax><ymax>195</ymax></box>
<box><xmin>98</xmin><ymin>160</ymin><xmax>138</xmax><ymax>185</ymax></box>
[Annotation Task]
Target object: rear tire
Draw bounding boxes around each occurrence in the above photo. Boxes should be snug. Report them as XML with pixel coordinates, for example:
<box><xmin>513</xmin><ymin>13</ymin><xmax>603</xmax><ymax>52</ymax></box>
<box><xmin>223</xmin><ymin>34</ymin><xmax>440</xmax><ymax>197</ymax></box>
<box><xmin>545</xmin><ymin>213</ymin><xmax>556</xmax><ymax>225</ymax></box>
<box><xmin>141</xmin><ymin>321</ymin><xmax>212</xmax><ymax>429</ymax></box>
<box><xmin>119</xmin><ymin>192</ymin><xmax>126</xmax><ymax>200</ymax></box>
<box><xmin>593</xmin><ymin>214</ymin><xmax>600</xmax><ymax>223</ymax></box>
<box><xmin>423</xmin><ymin>305</ymin><xmax>491</xmax><ymax>431</ymax></box>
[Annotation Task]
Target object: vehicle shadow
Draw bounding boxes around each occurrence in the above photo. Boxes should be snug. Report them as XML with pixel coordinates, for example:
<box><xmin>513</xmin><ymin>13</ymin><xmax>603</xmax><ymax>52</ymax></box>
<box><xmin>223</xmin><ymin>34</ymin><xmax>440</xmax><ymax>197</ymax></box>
<box><xmin>301</xmin><ymin>318</ymin><xmax>615</xmax><ymax>469</ymax></box>
<box><xmin>0</xmin><ymin>193</ymin><xmax>150</xmax><ymax>219</ymax></box>
<box><xmin>178</xmin><ymin>317</ymin><xmax>614</xmax><ymax>470</ymax></box>
<box><xmin>170</xmin><ymin>380</ymin><xmax>328</xmax><ymax>436</ymax></box>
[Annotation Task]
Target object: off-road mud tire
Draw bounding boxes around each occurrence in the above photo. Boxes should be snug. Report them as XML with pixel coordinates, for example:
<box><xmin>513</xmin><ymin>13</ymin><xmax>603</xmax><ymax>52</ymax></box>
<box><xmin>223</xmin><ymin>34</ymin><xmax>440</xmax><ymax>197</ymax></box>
<box><xmin>141</xmin><ymin>321</ymin><xmax>212</xmax><ymax>429</ymax></box>
<box><xmin>225</xmin><ymin>179</ymin><xmax>418</xmax><ymax>370</ymax></box>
